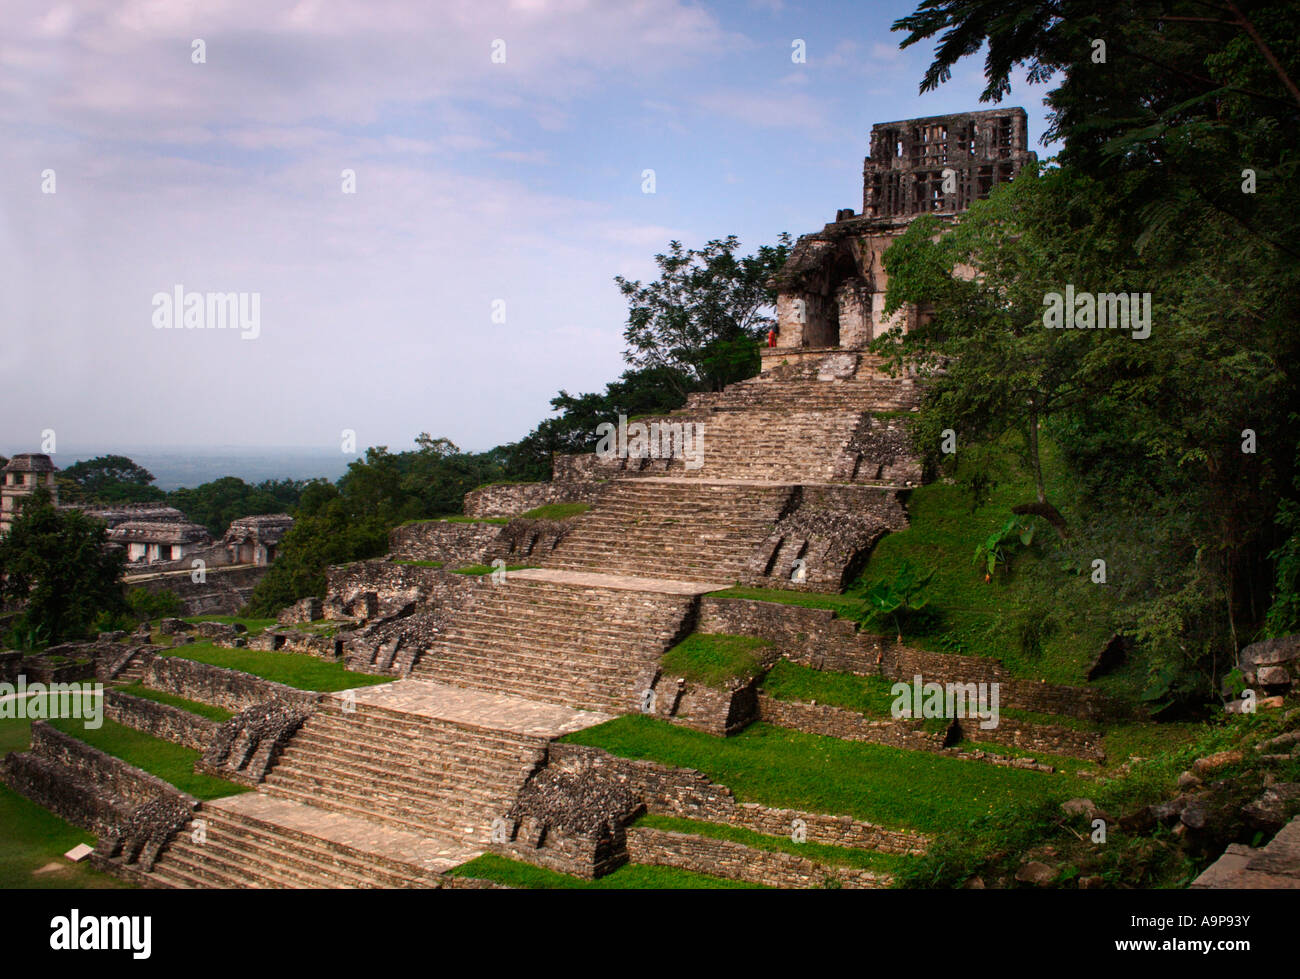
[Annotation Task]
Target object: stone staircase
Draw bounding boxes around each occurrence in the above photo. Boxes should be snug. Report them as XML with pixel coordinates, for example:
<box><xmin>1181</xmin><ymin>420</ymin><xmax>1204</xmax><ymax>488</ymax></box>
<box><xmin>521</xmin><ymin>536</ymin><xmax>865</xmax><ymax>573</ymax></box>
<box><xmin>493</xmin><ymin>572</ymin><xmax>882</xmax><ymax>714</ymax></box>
<box><xmin>656</xmin><ymin>409</ymin><xmax>865</xmax><ymax>483</ymax></box>
<box><xmin>260</xmin><ymin>696</ymin><xmax>546</xmax><ymax>842</ymax></box>
<box><xmin>412</xmin><ymin>571</ymin><xmax>704</xmax><ymax>713</ymax></box>
<box><xmin>684</xmin><ymin>352</ymin><xmax>922</xmax><ymax>415</ymax></box>
<box><xmin>137</xmin><ymin>682</ymin><xmax>610</xmax><ymax>889</ymax></box>
<box><xmin>143</xmin><ymin>794</ymin><xmax>467</xmax><ymax>889</ymax></box>
<box><xmin>544</xmin><ymin>478</ymin><xmax>793</xmax><ymax>581</ymax></box>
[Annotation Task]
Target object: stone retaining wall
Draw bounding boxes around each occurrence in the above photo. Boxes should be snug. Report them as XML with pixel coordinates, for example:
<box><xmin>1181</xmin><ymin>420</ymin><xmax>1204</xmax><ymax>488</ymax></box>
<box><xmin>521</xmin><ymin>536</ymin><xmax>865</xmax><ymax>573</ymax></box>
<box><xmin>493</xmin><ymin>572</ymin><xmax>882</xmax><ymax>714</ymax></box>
<box><xmin>104</xmin><ymin>690</ymin><xmax>218</xmax><ymax>751</ymax></box>
<box><xmin>387</xmin><ymin>520</ymin><xmax>503</xmax><ymax>565</ymax></box>
<box><xmin>626</xmin><ymin>826</ymin><xmax>889</xmax><ymax>888</ymax></box>
<box><xmin>324</xmin><ymin>561</ymin><xmax>476</xmax><ymax>618</ymax></box>
<box><xmin>2</xmin><ymin>722</ymin><xmax>196</xmax><ymax>836</ymax></box>
<box><xmin>700</xmin><ymin>596</ymin><xmax>1136</xmax><ymax>723</ymax></box>
<box><xmin>124</xmin><ymin>563</ymin><xmax>268</xmax><ymax>617</ymax></box>
<box><xmin>142</xmin><ymin>656</ymin><xmax>318</xmax><ymax>713</ymax></box>
<box><xmin>463</xmin><ymin>480</ymin><xmax>602</xmax><ymax>519</ymax></box>
<box><xmin>757</xmin><ymin>695</ymin><xmax>945</xmax><ymax>751</ymax></box>
<box><xmin>545</xmin><ymin>743</ymin><xmax>926</xmax><ymax>855</ymax></box>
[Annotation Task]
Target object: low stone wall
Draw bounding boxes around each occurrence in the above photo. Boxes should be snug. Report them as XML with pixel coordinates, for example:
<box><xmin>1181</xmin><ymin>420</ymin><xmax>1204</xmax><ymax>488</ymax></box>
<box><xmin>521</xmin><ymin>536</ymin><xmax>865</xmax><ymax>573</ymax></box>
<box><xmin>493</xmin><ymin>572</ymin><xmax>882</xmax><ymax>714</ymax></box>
<box><xmin>124</xmin><ymin>563</ymin><xmax>268</xmax><ymax>617</ymax></box>
<box><xmin>388</xmin><ymin>520</ymin><xmax>503</xmax><ymax>565</ymax></box>
<box><xmin>2</xmin><ymin>722</ymin><xmax>196</xmax><ymax>836</ymax></box>
<box><xmin>649</xmin><ymin>676</ymin><xmax>761</xmax><ymax>736</ymax></box>
<box><xmin>463</xmin><ymin>480</ymin><xmax>602</xmax><ymax>519</ymax></box>
<box><xmin>486</xmin><ymin>518</ymin><xmax>572</xmax><ymax>565</ymax></box>
<box><xmin>700</xmin><ymin>596</ymin><xmax>1136</xmax><ymax>723</ymax></box>
<box><xmin>0</xmin><ymin>650</ymin><xmax>20</xmax><ymax>684</ymax></box>
<box><xmin>626</xmin><ymin>826</ymin><xmax>889</xmax><ymax>888</ymax></box>
<box><xmin>324</xmin><ymin>561</ymin><xmax>476</xmax><ymax>618</ymax></box>
<box><xmin>757</xmin><ymin>695</ymin><xmax>945</xmax><ymax>751</ymax></box>
<box><xmin>544</xmin><ymin>743</ymin><xmax>926</xmax><ymax>855</ymax></box>
<box><xmin>142</xmin><ymin>656</ymin><xmax>318</xmax><ymax>713</ymax></box>
<box><xmin>955</xmin><ymin>715</ymin><xmax>1104</xmax><ymax>761</ymax></box>
<box><xmin>104</xmin><ymin>690</ymin><xmax>218</xmax><ymax>751</ymax></box>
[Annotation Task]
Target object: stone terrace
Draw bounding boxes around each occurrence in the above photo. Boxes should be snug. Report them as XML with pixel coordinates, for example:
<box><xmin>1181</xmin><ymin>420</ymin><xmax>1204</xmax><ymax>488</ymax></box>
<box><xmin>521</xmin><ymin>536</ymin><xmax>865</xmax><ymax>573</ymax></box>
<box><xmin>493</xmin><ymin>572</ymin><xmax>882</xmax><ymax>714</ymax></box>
<box><xmin>412</xmin><ymin>570</ymin><xmax>716</xmax><ymax>713</ymax></box>
<box><xmin>543</xmin><ymin>479</ymin><xmax>795</xmax><ymax>581</ymax></box>
<box><xmin>143</xmin><ymin>681</ymin><xmax>612</xmax><ymax>887</ymax></box>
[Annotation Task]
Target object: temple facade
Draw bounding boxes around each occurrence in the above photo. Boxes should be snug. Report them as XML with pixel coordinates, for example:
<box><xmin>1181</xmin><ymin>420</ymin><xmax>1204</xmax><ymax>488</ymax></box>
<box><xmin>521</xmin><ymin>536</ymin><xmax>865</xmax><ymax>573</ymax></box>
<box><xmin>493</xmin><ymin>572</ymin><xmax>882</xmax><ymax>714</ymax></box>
<box><xmin>768</xmin><ymin>107</ymin><xmax>1034</xmax><ymax>364</ymax></box>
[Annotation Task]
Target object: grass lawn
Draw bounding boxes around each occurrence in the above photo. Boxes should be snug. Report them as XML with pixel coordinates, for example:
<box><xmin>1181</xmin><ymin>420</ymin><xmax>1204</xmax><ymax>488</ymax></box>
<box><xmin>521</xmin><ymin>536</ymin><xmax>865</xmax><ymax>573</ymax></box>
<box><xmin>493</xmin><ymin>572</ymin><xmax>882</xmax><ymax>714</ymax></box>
<box><xmin>562</xmin><ymin>716</ymin><xmax>1086</xmax><ymax>835</ymax></box>
<box><xmin>393</xmin><ymin>560</ymin><xmax>443</xmax><ymax>568</ymax></box>
<box><xmin>451</xmin><ymin>564</ymin><xmax>534</xmax><ymax>576</ymax></box>
<box><xmin>710</xmin><ymin>587</ymin><xmax>868</xmax><ymax>620</ymax></box>
<box><xmin>661</xmin><ymin>634</ymin><xmax>770</xmax><ymax>687</ymax></box>
<box><xmin>46</xmin><ymin>717</ymin><xmax>247</xmax><ymax>800</ymax></box>
<box><xmin>116</xmin><ymin>684</ymin><xmax>234</xmax><ymax>722</ymax></box>
<box><xmin>519</xmin><ymin>502</ymin><xmax>591</xmax><ymax>521</ymax></box>
<box><xmin>760</xmin><ymin>660</ymin><xmax>949</xmax><ymax>733</ymax></box>
<box><xmin>0</xmin><ymin>701</ymin><xmax>130</xmax><ymax>889</ymax></box>
<box><xmin>161</xmin><ymin>642</ymin><xmax>391</xmax><ymax>692</ymax></box>
<box><xmin>184</xmin><ymin>615</ymin><xmax>277</xmax><ymax>631</ymax></box>
<box><xmin>761</xmin><ymin>659</ymin><xmax>900</xmax><ymax>716</ymax></box>
<box><xmin>635</xmin><ymin>813</ymin><xmax>914</xmax><ymax>874</ymax></box>
<box><xmin>449</xmin><ymin>852</ymin><xmax>764</xmax><ymax>889</ymax></box>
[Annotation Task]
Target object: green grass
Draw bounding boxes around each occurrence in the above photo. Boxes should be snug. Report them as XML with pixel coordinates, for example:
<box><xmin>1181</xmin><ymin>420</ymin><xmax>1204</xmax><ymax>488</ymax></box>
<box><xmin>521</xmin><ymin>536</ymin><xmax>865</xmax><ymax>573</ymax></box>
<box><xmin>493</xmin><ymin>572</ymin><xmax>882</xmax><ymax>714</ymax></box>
<box><xmin>183</xmin><ymin>615</ymin><xmax>277</xmax><ymax>632</ymax></box>
<box><xmin>759</xmin><ymin>660</ymin><xmax>950</xmax><ymax>733</ymax></box>
<box><xmin>761</xmin><ymin>659</ymin><xmax>900</xmax><ymax>716</ymax></box>
<box><xmin>1104</xmin><ymin>720</ymin><xmax>1203</xmax><ymax>767</ymax></box>
<box><xmin>562</xmin><ymin>716</ymin><xmax>1085</xmax><ymax>835</ymax></box>
<box><xmin>710</xmin><ymin>587</ymin><xmax>868</xmax><ymax>620</ymax></box>
<box><xmin>0</xmin><ymin>785</ymin><xmax>130</xmax><ymax>889</ymax></box>
<box><xmin>852</xmin><ymin>435</ymin><xmax>1120</xmax><ymax>686</ymax></box>
<box><xmin>0</xmin><ymin>699</ymin><xmax>129</xmax><ymax>889</ymax></box>
<box><xmin>661</xmin><ymin>634</ymin><xmax>770</xmax><ymax>688</ymax></box>
<box><xmin>161</xmin><ymin>642</ymin><xmax>391</xmax><ymax>692</ymax></box>
<box><xmin>46</xmin><ymin>717</ymin><xmax>247</xmax><ymax>800</ymax></box>
<box><xmin>449</xmin><ymin>852</ymin><xmax>764</xmax><ymax>889</ymax></box>
<box><xmin>518</xmin><ymin>502</ymin><xmax>591</xmax><ymax>521</ymax></box>
<box><xmin>392</xmin><ymin>560</ymin><xmax>444</xmax><ymax>568</ymax></box>
<box><xmin>451</xmin><ymin>564</ymin><xmax>534</xmax><ymax>576</ymax></box>
<box><xmin>116</xmin><ymin>684</ymin><xmax>234</xmax><ymax>722</ymax></box>
<box><xmin>635</xmin><ymin>813</ymin><xmax>913</xmax><ymax>874</ymax></box>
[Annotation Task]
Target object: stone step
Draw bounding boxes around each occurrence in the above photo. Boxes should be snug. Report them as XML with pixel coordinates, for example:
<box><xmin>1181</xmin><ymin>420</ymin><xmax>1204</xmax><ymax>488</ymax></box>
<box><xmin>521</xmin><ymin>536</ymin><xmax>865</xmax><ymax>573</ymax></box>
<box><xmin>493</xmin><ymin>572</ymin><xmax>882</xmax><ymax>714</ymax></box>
<box><xmin>195</xmin><ymin>810</ymin><xmax>448</xmax><ymax>886</ymax></box>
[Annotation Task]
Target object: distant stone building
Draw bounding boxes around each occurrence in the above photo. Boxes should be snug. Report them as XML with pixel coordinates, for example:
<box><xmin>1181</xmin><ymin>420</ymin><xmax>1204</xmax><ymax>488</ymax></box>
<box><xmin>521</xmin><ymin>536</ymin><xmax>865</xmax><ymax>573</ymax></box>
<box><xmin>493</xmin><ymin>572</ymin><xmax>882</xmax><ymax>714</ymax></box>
<box><xmin>222</xmin><ymin>514</ymin><xmax>294</xmax><ymax>566</ymax></box>
<box><xmin>0</xmin><ymin>453</ymin><xmax>59</xmax><ymax>536</ymax></box>
<box><xmin>108</xmin><ymin>520</ymin><xmax>213</xmax><ymax>564</ymax></box>
<box><xmin>770</xmin><ymin>107</ymin><xmax>1034</xmax><ymax>360</ymax></box>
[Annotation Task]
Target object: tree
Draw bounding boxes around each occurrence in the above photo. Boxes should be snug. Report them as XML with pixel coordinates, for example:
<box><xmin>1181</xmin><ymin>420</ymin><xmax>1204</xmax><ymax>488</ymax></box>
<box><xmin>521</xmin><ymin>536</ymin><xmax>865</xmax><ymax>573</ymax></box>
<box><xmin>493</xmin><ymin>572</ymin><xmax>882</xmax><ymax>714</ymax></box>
<box><xmin>168</xmin><ymin>476</ymin><xmax>293</xmax><ymax>537</ymax></box>
<box><xmin>59</xmin><ymin>454</ymin><xmax>165</xmax><ymax>504</ymax></box>
<box><xmin>0</xmin><ymin>489</ymin><xmax>126</xmax><ymax>644</ymax></box>
<box><xmin>617</xmin><ymin>234</ymin><xmax>792</xmax><ymax>394</ymax></box>
<box><xmin>876</xmin><ymin>164</ymin><xmax>1122</xmax><ymax>516</ymax></box>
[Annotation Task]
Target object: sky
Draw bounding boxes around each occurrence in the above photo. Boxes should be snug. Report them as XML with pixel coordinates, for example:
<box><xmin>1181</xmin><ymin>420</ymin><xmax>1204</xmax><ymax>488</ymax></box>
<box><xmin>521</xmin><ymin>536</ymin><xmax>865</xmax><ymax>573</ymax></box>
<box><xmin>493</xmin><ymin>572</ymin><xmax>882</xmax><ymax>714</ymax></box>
<box><xmin>0</xmin><ymin>0</ymin><xmax>1055</xmax><ymax>459</ymax></box>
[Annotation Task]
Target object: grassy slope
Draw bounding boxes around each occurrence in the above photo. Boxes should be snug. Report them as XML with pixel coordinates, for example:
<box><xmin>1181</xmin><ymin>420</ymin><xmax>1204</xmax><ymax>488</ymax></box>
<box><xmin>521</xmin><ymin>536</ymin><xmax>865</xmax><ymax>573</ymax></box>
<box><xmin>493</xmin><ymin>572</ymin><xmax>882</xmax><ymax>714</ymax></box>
<box><xmin>855</xmin><ymin>436</ymin><xmax>1121</xmax><ymax>687</ymax></box>
<box><xmin>161</xmin><ymin>642</ymin><xmax>391</xmax><ymax>691</ymax></box>
<box><xmin>116</xmin><ymin>684</ymin><xmax>234</xmax><ymax>722</ymax></box>
<box><xmin>635</xmin><ymin>813</ymin><xmax>914</xmax><ymax>874</ymax></box>
<box><xmin>519</xmin><ymin>502</ymin><xmax>591</xmax><ymax>521</ymax></box>
<box><xmin>661</xmin><ymin>633</ymin><xmax>770</xmax><ymax>687</ymax></box>
<box><xmin>562</xmin><ymin>716</ymin><xmax>1086</xmax><ymax>835</ymax></box>
<box><xmin>450</xmin><ymin>853</ymin><xmax>764</xmax><ymax>889</ymax></box>
<box><xmin>45</xmin><ymin>716</ymin><xmax>247</xmax><ymax>800</ymax></box>
<box><xmin>0</xmin><ymin>705</ymin><xmax>128</xmax><ymax>889</ymax></box>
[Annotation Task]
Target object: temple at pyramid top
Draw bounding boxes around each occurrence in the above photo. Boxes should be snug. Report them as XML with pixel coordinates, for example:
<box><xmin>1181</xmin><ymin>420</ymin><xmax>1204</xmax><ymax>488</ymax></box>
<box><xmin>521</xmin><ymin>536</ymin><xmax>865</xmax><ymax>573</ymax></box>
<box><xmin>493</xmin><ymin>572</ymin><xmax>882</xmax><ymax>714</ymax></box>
<box><xmin>767</xmin><ymin>107</ymin><xmax>1035</xmax><ymax>359</ymax></box>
